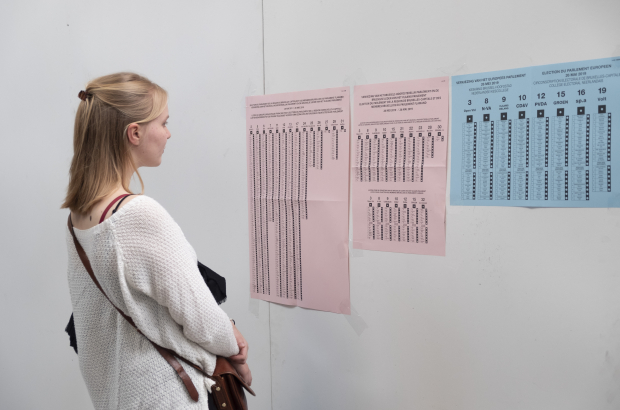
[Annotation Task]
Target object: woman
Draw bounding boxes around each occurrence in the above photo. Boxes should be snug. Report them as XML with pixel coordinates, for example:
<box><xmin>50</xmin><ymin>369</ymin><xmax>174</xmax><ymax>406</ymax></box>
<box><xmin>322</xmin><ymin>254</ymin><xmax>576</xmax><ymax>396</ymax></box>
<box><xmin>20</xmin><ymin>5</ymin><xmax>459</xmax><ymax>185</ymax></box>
<box><xmin>62</xmin><ymin>72</ymin><xmax>251</xmax><ymax>409</ymax></box>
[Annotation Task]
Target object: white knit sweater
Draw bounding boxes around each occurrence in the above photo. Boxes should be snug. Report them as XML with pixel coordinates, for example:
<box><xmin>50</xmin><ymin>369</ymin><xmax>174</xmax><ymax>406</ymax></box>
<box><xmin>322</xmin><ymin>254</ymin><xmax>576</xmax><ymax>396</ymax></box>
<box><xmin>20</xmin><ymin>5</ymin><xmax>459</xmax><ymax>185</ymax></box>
<box><xmin>66</xmin><ymin>195</ymin><xmax>239</xmax><ymax>409</ymax></box>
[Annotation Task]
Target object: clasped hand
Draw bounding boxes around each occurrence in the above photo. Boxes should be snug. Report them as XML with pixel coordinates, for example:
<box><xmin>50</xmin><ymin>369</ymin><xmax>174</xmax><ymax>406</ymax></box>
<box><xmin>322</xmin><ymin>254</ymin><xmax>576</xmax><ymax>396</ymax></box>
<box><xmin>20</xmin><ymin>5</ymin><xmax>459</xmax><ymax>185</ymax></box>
<box><xmin>229</xmin><ymin>321</ymin><xmax>252</xmax><ymax>386</ymax></box>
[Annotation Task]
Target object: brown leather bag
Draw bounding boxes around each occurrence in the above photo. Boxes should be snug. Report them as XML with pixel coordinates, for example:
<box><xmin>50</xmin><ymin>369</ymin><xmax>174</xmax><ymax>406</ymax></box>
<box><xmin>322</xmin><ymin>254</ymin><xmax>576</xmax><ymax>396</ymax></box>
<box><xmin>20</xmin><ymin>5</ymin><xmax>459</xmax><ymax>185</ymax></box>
<box><xmin>68</xmin><ymin>215</ymin><xmax>255</xmax><ymax>409</ymax></box>
<box><xmin>209</xmin><ymin>357</ymin><xmax>253</xmax><ymax>409</ymax></box>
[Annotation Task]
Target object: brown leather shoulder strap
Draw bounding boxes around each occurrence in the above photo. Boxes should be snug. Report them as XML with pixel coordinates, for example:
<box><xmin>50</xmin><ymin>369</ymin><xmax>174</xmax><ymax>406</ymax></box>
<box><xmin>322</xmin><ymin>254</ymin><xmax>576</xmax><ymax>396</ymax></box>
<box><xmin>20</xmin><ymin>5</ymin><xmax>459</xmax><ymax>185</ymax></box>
<box><xmin>67</xmin><ymin>215</ymin><xmax>201</xmax><ymax>402</ymax></box>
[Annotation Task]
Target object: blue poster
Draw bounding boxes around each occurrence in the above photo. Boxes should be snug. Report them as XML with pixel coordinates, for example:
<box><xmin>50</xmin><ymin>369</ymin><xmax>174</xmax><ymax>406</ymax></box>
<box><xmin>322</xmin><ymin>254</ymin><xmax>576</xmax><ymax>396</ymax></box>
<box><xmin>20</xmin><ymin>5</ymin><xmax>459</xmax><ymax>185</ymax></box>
<box><xmin>451</xmin><ymin>57</ymin><xmax>620</xmax><ymax>207</ymax></box>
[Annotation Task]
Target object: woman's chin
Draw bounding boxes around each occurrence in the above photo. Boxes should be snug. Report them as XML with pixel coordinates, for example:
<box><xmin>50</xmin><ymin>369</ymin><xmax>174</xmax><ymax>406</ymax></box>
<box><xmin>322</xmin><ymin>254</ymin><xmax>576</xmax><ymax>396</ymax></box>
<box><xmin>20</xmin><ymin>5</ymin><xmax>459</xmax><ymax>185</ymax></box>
<box><xmin>144</xmin><ymin>158</ymin><xmax>163</xmax><ymax>167</ymax></box>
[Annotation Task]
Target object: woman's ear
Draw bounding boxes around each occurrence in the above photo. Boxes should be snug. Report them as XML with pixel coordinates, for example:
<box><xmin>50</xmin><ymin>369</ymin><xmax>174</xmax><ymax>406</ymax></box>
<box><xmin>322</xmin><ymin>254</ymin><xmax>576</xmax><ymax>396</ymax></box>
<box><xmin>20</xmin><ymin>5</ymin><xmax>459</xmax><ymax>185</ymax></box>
<box><xmin>126</xmin><ymin>123</ymin><xmax>141</xmax><ymax>146</ymax></box>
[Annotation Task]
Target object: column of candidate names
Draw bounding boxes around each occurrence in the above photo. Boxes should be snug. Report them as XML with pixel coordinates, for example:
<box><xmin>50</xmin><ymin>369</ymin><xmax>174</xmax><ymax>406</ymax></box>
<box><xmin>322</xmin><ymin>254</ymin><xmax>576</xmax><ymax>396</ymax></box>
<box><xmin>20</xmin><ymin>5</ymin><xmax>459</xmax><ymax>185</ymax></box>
<box><xmin>355</xmin><ymin>123</ymin><xmax>444</xmax><ymax>244</ymax></box>
<box><xmin>249</xmin><ymin>120</ymin><xmax>345</xmax><ymax>300</ymax></box>
<box><xmin>460</xmin><ymin>106</ymin><xmax>611</xmax><ymax>201</ymax></box>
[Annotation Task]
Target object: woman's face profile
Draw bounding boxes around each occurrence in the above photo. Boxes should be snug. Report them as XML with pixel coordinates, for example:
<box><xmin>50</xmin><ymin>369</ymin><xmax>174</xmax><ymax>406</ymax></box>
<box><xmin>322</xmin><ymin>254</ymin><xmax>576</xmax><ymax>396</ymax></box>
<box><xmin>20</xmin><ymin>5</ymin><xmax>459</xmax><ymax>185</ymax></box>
<box><xmin>132</xmin><ymin>105</ymin><xmax>171</xmax><ymax>167</ymax></box>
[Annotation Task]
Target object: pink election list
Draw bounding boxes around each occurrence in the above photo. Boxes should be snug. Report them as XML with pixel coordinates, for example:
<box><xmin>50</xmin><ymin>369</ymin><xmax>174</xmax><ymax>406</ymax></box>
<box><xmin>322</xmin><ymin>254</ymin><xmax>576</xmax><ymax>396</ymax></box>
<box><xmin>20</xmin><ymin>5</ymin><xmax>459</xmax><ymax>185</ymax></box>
<box><xmin>352</xmin><ymin>77</ymin><xmax>449</xmax><ymax>256</ymax></box>
<box><xmin>246</xmin><ymin>87</ymin><xmax>351</xmax><ymax>314</ymax></box>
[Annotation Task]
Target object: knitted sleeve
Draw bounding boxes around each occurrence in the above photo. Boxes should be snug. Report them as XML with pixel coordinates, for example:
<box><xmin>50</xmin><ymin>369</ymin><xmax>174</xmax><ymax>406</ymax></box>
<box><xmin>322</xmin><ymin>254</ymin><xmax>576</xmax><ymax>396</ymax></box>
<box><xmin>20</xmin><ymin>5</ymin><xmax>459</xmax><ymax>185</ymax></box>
<box><xmin>114</xmin><ymin>196</ymin><xmax>239</xmax><ymax>358</ymax></box>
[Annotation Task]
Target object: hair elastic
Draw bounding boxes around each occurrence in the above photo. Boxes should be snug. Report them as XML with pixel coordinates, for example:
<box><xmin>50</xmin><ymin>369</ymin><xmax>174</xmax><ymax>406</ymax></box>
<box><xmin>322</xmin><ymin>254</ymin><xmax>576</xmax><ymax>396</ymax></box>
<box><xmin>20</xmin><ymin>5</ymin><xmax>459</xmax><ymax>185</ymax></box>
<box><xmin>78</xmin><ymin>90</ymin><xmax>91</xmax><ymax>101</ymax></box>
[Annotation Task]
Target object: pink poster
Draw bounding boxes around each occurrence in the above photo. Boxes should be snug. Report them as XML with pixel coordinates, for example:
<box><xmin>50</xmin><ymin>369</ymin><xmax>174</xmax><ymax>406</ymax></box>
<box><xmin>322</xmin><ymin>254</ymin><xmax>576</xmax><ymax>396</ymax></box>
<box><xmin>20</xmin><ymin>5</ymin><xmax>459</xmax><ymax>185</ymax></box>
<box><xmin>352</xmin><ymin>77</ymin><xmax>449</xmax><ymax>256</ymax></box>
<box><xmin>246</xmin><ymin>87</ymin><xmax>351</xmax><ymax>314</ymax></box>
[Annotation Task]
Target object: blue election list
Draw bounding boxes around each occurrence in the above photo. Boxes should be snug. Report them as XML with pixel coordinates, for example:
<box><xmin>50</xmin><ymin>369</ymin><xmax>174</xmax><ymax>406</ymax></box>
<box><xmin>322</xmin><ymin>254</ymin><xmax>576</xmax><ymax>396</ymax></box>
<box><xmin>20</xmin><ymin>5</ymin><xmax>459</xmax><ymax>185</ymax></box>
<box><xmin>450</xmin><ymin>57</ymin><xmax>620</xmax><ymax>207</ymax></box>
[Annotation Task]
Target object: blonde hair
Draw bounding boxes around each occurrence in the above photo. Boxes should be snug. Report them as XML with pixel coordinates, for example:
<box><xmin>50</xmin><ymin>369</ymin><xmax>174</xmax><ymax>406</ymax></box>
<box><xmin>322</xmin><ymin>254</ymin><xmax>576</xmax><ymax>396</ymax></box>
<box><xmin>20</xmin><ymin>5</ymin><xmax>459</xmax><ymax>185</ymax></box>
<box><xmin>62</xmin><ymin>72</ymin><xmax>168</xmax><ymax>214</ymax></box>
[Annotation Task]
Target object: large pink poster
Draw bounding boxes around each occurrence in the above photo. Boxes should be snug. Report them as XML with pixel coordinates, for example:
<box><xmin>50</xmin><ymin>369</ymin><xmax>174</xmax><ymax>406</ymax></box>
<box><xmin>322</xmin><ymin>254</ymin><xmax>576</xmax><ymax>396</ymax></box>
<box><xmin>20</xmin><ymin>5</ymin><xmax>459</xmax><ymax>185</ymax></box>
<box><xmin>352</xmin><ymin>77</ymin><xmax>449</xmax><ymax>256</ymax></box>
<box><xmin>246</xmin><ymin>87</ymin><xmax>350</xmax><ymax>314</ymax></box>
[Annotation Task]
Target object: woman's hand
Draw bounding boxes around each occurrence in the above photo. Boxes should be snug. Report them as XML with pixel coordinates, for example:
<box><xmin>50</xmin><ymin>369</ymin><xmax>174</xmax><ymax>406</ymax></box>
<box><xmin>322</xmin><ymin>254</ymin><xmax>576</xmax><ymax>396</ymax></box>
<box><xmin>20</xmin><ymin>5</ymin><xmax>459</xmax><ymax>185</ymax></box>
<box><xmin>232</xmin><ymin>362</ymin><xmax>252</xmax><ymax>386</ymax></box>
<box><xmin>228</xmin><ymin>321</ymin><xmax>248</xmax><ymax>365</ymax></box>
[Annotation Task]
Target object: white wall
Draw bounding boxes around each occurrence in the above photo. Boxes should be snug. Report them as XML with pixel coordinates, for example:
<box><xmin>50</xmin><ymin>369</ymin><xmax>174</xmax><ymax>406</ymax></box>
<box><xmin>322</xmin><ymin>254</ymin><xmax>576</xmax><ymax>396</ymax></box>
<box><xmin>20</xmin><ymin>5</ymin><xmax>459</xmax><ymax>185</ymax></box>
<box><xmin>264</xmin><ymin>1</ymin><xmax>620</xmax><ymax>409</ymax></box>
<box><xmin>3</xmin><ymin>1</ymin><xmax>620</xmax><ymax>409</ymax></box>
<box><xmin>0</xmin><ymin>1</ymin><xmax>270</xmax><ymax>409</ymax></box>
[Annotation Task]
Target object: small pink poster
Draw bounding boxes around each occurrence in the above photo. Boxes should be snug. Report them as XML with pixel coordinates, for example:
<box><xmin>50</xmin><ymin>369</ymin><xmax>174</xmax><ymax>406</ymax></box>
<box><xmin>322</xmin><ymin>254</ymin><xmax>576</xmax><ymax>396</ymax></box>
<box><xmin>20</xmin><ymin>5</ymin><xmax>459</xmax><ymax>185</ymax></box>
<box><xmin>246</xmin><ymin>87</ymin><xmax>351</xmax><ymax>314</ymax></box>
<box><xmin>352</xmin><ymin>77</ymin><xmax>449</xmax><ymax>256</ymax></box>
